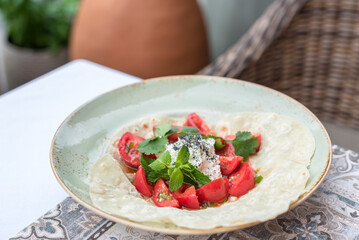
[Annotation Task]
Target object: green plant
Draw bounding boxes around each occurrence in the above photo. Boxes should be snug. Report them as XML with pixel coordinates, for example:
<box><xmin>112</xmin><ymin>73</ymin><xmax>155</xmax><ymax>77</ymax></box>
<box><xmin>0</xmin><ymin>0</ymin><xmax>78</xmax><ymax>52</ymax></box>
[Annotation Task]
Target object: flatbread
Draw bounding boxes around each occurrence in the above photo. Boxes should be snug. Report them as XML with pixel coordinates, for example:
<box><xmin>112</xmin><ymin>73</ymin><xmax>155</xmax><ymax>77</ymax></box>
<box><xmin>89</xmin><ymin>113</ymin><xmax>315</xmax><ymax>229</ymax></box>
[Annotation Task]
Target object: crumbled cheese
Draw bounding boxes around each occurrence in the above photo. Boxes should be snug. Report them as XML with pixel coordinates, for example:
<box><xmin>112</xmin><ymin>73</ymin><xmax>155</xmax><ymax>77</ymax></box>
<box><xmin>166</xmin><ymin>135</ymin><xmax>222</xmax><ymax>181</ymax></box>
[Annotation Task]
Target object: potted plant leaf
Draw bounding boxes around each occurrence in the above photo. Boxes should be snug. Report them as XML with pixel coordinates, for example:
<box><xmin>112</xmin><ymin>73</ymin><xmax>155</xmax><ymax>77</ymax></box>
<box><xmin>0</xmin><ymin>0</ymin><xmax>78</xmax><ymax>90</ymax></box>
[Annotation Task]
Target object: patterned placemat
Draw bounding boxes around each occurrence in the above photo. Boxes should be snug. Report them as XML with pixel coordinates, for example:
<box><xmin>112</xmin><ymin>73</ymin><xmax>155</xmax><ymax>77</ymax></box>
<box><xmin>11</xmin><ymin>145</ymin><xmax>359</xmax><ymax>240</ymax></box>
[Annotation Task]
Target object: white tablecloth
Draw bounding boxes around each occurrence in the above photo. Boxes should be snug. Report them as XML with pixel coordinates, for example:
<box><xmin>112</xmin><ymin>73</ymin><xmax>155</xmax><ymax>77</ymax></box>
<box><xmin>0</xmin><ymin>60</ymin><xmax>141</xmax><ymax>239</ymax></box>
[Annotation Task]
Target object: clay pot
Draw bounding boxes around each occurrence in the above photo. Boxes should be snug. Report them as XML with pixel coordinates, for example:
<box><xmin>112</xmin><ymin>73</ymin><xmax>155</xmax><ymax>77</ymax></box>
<box><xmin>70</xmin><ymin>0</ymin><xmax>209</xmax><ymax>79</ymax></box>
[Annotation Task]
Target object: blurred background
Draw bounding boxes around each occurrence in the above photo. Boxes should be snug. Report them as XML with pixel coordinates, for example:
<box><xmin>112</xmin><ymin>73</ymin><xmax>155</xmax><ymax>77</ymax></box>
<box><xmin>0</xmin><ymin>0</ymin><xmax>358</xmax><ymax>151</ymax></box>
<box><xmin>0</xmin><ymin>0</ymin><xmax>273</xmax><ymax>93</ymax></box>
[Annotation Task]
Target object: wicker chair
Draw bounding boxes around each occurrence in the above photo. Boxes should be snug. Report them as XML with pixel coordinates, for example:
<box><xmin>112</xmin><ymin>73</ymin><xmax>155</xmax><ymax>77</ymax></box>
<box><xmin>199</xmin><ymin>0</ymin><xmax>359</xmax><ymax>130</ymax></box>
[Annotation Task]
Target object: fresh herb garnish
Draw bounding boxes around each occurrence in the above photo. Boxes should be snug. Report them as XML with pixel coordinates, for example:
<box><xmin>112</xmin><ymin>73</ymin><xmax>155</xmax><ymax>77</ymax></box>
<box><xmin>149</xmin><ymin>151</ymin><xmax>172</xmax><ymax>171</ymax></box>
<box><xmin>140</xmin><ymin>155</ymin><xmax>169</xmax><ymax>182</ymax></box>
<box><xmin>154</xmin><ymin>122</ymin><xmax>179</xmax><ymax>137</ymax></box>
<box><xmin>137</xmin><ymin>123</ymin><xmax>179</xmax><ymax>155</ymax></box>
<box><xmin>229</xmin><ymin>131</ymin><xmax>258</xmax><ymax>158</ymax></box>
<box><xmin>189</xmin><ymin>165</ymin><xmax>211</xmax><ymax>186</ymax></box>
<box><xmin>137</xmin><ymin>136</ymin><xmax>168</xmax><ymax>155</ymax></box>
<box><xmin>203</xmin><ymin>135</ymin><xmax>226</xmax><ymax>150</ymax></box>
<box><xmin>169</xmin><ymin>168</ymin><xmax>184</xmax><ymax>191</ymax></box>
<box><xmin>255</xmin><ymin>175</ymin><xmax>263</xmax><ymax>183</ymax></box>
<box><xmin>179</xmin><ymin>126</ymin><xmax>200</xmax><ymax>135</ymax></box>
<box><xmin>141</xmin><ymin>146</ymin><xmax>210</xmax><ymax>191</ymax></box>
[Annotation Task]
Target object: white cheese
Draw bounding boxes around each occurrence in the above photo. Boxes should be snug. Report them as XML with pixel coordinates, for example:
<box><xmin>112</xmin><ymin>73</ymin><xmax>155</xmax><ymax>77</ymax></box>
<box><xmin>165</xmin><ymin>135</ymin><xmax>222</xmax><ymax>181</ymax></box>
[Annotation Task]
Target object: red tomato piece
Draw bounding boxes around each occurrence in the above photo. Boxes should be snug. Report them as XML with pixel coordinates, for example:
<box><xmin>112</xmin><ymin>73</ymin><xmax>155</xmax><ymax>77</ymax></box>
<box><xmin>133</xmin><ymin>166</ymin><xmax>153</xmax><ymax>197</ymax></box>
<box><xmin>184</xmin><ymin>113</ymin><xmax>215</xmax><ymax>136</ymax></box>
<box><xmin>218</xmin><ymin>155</ymin><xmax>242</xmax><ymax>175</ymax></box>
<box><xmin>172</xmin><ymin>185</ymin><xmax>200</xmax><ymax>209</ymax></box>
<box><xmin>118</xmin><ymin>132</ymin><xmax>156</xmax><ymax>167</ymax></box>
<box><xmin>252</xmin><ymin>132</ymin><xmax>261</xmax><ymax>152</ymax></box>
<box><xmin>118</xmin><ymin>132</ymin><xmax>145</xmax><ymax>168</ymax></box>
<box><xmin>196</xmin><ymin>177</ymin><xmax>229</xmax><ymax>203</ymax></box>
<box><xmin>229</xmin><ymin>162</ymin><xmax>255</xmax><ymax>197</ymax></box>
<box><xmin>153</xmin><ymin>178</ymin><xmax>180</xmax><ymax>208</ymax></box>
<box><xmin>216</xmin><ymin>142</ymin><xmax>235</xmax><ymax>156</ymax></box>
<box><xmin>171</xmin><ymin>184</ymin><xmax>186</xmax><ymax>199</ymax></box>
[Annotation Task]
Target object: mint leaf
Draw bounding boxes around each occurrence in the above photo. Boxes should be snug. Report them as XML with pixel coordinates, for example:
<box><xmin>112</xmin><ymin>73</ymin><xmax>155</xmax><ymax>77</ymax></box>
<box><xmin>255</xmin><ymin>175</ymin><xmax>263</xmax><ymax>183</ymax></box>
<box><xmin>176</xmin><ymin>146</ymin><xmax>190</xmax><ymax>164</ymax></box>
<box><xmin>154</xmin><ymin>123</ymin><xmax>172</xmax><ymax>137</ymax></box>
<box><xmin>190</xmin><ymin>165</ymin><xmax>211</xmax><ymax>185</ymax></box>
<box><xmin>230</xmin><ymin>131</ymin><xmax>258</xmax><ymax>158</ymax></box>
<box><xmin>147</xmin><ymin>169</ymin><xmax>168</xmax><ymax>183</ymax></box>
<box><xmin>140</xmin><ymin>155</ymin><xmax>155</xmax><ymax>173</ymax></box>
<box><xmin>137</xmin><ymin>136</ymin><xmax>168</xmax><ymax>155</ymax></box>
<box><xmin>140</xmin><ymin>155</ymin><xmax>165</xmax><ymax>182</ymax></box>
<box><xmin>168</xmin><ymin>168</ymin><xmax>175</xmax><ymax>176</ymax></box>
<box><xmin>179</xmin><ymin>126</ymin><xmax>200</xmax><ymax>135</ymax></box>
<box><xmin>149</xmin><ymin>151</ymin><xmax>171</xmax><ymax>171</ymax></box>
<box><xmin>183</xmin><ymin>173</ymin><xmax>198</xmax><ymax>188</ymax></box>
<box><xmin>169</xmin><ymin>168</ymin><xmax>183</xmax><ymax>191</ymax></box>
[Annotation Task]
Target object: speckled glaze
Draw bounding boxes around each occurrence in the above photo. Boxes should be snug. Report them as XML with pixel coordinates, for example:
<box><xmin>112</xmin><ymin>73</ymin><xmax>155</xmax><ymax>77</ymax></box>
<box><xmin>50</xmin><ymin>75</ymin><xmax>332</xmax><ymax>235</ymax></box>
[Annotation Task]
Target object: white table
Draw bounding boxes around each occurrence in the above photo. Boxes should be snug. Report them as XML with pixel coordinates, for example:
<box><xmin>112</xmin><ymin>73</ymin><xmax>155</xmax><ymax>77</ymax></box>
<box><xmin>0</xmin><ymin>60</ymin><xmax>141</xmax><ymax>239</ymax></box>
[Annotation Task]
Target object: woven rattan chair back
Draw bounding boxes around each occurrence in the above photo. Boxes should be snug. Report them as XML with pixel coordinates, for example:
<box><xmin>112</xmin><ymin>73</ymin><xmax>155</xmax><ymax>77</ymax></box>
<box><xmin>200</xmin><ymin>0</ymin><xmax>359</xmax><ymax>129</ymax></box>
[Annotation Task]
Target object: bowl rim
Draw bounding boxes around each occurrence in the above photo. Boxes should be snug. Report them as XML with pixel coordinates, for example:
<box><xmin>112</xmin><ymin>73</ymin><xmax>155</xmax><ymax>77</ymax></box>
<box><xmin>50</xmin><ymin>75</ymin><xmax>332</xmax><ymax>235</ymax></box>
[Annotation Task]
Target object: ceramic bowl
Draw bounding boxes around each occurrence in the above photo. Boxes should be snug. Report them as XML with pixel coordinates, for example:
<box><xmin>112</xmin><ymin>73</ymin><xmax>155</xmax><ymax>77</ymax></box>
<box><xmin>50</xmin><ymin>75</ymin><xmax>332</xmax><ymax>235</ymax></box>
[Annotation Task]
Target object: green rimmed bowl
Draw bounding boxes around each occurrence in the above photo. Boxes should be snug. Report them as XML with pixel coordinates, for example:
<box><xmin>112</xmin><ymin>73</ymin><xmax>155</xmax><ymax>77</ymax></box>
<box><xmin>50</xmin><ymin>75</ymin><xmax>332</xmax><ymax>235</ymax></box>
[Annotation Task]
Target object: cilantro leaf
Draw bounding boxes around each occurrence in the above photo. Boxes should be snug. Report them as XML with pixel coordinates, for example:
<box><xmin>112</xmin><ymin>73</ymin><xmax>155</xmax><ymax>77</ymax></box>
<box><xmin>149</xmin><ymin>151</ymin><xmax>172</xmax><ymax>171</ymax></box>
<box><xmin>169</xmin><ymin>168</ymin><xmax>183</xmax><ymax>191</ymax></box>
<box><xmin>176</xmin><ymin>146</ymin><xmax>190</xmax><ymax>165</ymax></box>
<box><xmin>154</xmin><ymin>123</ymin><xmax>172</xmax><ymax>137</ymax></box>
<box><xmin>179</xmin><ymin>126</ymin><xmax>200</xmax><ymax>135</ymax></box>
<box><xmin>230</xmin><ymin>131</ymin><xmax>258</xmax><ymax>158</ymax></box>
<box><xmin>137</xmin><ymin>136</ymin><xmax>168</xmax><ymax>155</ymax></box>
<box><xmin>255</xmin><ymin>175</ymin><xmax>263</xmax><ymax>183</ymax></box>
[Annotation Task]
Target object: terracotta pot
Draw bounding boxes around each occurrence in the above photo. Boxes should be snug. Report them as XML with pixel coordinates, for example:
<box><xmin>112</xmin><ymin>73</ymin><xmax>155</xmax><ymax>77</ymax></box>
<box><xmin>2</xmin><ymin>39</ymin><xmax>67</xmax><ymax>90</ymax></box>
<box><xmin>70</xmin><ymin>0</ymin><xmax>209</xmax><ymax>79</ymax></box>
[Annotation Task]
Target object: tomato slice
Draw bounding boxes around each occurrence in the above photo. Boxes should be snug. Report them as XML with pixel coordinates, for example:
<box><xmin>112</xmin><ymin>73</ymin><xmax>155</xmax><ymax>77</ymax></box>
<box><xmin>118</xmin><ymin>132</ymin><xmax>156</xmax><ymax>168</ymax></box>
<box><xmin>184</xmin><ymin>113</ymin><xmax>215</xmax><ymax>136</ymax></box>
<box><xmin>196</xmin><ymin>177</ymin><xmax>229</xmax><ymax>203</ymax></box>
<box><xmin>171</xmin><ymin>184</ymin><xmax>186</xmax><ymax>199</ymax></box>
<box><xmin>229</xmin><ymin>162</ymin><xmax>255</xmax><ymax>197</ymax></box>
<box><xmin>219</xmin><ymin>155</ymin><xmax>242</xmax><ymax>175</ymax></box>
<box><xmin>252</xmin><ymin>132</ymin><xmax>261</xmax><ymax>152</ymax></box>
<box><xmin>133</xmin><ymin>166</ymin><xmax>153</xmax><ymax>197</ymax></box>
<box><xmin>172</xmin><ymin>185</ymin><xmax>200</xmax><ymax>209</ymax></box>
<box><xmin>153</xmin><ymin>178</ymin><xmax>180</xmax><ymax>208</ymax></box>
<box><xmin>118</xmin><ymin>132</ymin><xmax>145</xmax><ymax>168</ymax></box>
<box><xmin>216</xmin><ymin>142</ymin><xmax>235</xmax><ymax>156</ymax></box>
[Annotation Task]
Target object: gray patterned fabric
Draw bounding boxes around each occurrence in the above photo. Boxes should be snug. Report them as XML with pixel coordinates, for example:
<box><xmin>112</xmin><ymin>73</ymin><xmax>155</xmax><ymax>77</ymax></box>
<box><xmin>11</xmin><ymin>145</ymin><xmax>359</xmax><ymax>240</ymax></box>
